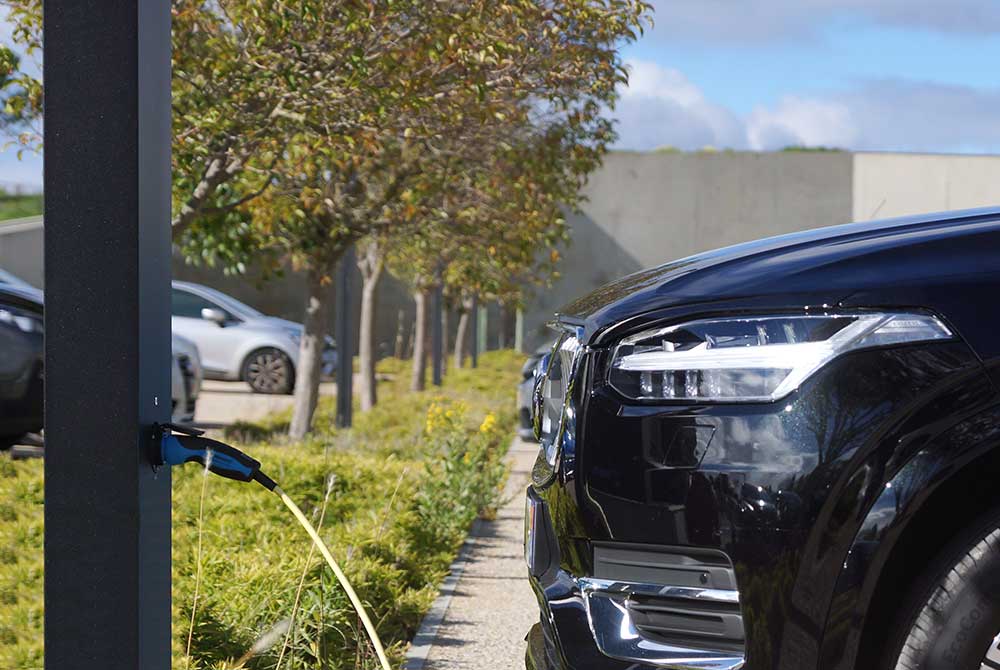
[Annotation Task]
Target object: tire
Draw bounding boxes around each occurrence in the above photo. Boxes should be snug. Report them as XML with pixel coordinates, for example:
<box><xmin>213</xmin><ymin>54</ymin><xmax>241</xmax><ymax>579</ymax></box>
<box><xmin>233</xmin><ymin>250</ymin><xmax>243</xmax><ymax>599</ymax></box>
<box><xmin>242</xmin><ymin>348</ymin><xmax>295</xmax><ymax>395</ymax></box>
<box><xmin>883</xmin><ymin>505</ymin><xmax>1000</xmax><ymax>670</ymax></box>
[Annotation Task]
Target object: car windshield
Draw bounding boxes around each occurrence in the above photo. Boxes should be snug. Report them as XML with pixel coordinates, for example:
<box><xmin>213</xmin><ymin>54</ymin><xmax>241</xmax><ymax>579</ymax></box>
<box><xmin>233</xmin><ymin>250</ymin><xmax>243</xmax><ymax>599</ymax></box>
<box><xmin>189</xmin><ymin>285</ymin><xmax>263</xmax><ymax>318</ymax></box>
<box><xmin>0</xmin><ymin>268</ymin><xmax>35</xmax><ymax>289</ymax></box>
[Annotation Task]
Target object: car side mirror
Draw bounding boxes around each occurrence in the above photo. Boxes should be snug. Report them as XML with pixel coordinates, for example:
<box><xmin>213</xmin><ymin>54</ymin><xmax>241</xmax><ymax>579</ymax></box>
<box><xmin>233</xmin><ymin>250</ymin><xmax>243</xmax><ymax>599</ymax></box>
<box><xmin>201</xmin><ymin>307</ymin><xmax>228</xmax><ymax>326</ymax></box>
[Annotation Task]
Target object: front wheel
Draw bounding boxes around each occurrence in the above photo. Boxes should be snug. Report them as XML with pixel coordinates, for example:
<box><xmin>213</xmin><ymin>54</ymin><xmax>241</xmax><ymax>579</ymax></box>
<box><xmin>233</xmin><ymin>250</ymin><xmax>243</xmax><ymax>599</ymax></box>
<box><xmin>242</xmin><ymin>348</ymin><xmax>295</xmax><ymax>395</ymax></box>
<box><xmin>884</xmin><ymin>505</ymin><xmax>1000</xmax><ymax>670</ymax></box>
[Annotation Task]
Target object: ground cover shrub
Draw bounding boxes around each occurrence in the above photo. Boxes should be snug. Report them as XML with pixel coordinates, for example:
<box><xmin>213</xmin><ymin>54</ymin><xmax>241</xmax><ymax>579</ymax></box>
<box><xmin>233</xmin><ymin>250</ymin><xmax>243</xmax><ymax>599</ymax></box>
<box><xmin>0</xmin><ymin>350</ymin><xmax>523</xmax><ymax>669</ymax></box>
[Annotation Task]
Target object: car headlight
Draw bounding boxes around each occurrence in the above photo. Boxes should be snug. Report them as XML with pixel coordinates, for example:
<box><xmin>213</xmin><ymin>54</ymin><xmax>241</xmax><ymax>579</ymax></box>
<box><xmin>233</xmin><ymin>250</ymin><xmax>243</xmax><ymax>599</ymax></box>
<box><xmin>0</xmin><ymin>307</ymin><xmax>43</xmax><ymax>334</ymax></box>
<box><xmin>609</xmin><ymin>312</ymin><xmax>952</xmax><ymax>403</ymax></box>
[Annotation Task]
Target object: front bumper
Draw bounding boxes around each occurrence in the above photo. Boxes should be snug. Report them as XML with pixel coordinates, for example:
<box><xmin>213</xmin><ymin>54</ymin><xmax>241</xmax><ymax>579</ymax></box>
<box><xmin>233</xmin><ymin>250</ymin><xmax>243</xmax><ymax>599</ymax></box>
<box><xmin>525</xmin><ymin>488</ymin><xmax>745</xmax><ymax>670</ymax></box>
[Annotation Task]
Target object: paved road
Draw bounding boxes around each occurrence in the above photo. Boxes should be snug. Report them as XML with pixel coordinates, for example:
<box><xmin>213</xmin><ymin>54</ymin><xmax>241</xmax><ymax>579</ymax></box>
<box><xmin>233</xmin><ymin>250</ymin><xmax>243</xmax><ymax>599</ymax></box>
<box><xmin>410</xmin><ymin>437</ymin><xmax>539</xmax><ymax>670</ymax></box>
<box><xmin>193</xmin><ymin>379</ymin><xmax>336</xmax><ymax>427</ymax></box>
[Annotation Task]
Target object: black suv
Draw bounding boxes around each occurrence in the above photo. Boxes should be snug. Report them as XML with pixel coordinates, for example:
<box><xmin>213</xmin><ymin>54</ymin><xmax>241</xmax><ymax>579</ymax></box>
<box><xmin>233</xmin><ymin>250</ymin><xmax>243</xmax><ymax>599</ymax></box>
<box><xmin>525</xmin><ymin>208</ymin><xmax>1000</xmax><ymax>670</ymax></box>
<box><xmin>0</xmin><ymin>281</ymin><xmax>44</xmax><ymax>448</ymax></box>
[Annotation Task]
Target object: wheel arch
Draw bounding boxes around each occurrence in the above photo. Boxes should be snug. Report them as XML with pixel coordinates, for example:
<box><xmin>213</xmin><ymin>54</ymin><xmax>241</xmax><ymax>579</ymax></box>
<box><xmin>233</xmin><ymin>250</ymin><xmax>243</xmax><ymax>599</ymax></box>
<box><xmin>818</xmin><ymin>404</ymin><xmax>1000</xmax><ymax>670</ymax></box>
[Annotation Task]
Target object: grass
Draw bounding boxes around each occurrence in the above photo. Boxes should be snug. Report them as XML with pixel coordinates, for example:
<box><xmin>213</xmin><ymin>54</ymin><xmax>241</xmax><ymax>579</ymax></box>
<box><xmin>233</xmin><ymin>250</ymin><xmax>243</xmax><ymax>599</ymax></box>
<box><xmin>0</xmin><ymin>350</ymin><xmax>523</xmax><ymax>669</ymax></box>
<box><xmin>0</xmin><ymin>193</ymin><xmax>42</xmax><ymax>221</ymax></box>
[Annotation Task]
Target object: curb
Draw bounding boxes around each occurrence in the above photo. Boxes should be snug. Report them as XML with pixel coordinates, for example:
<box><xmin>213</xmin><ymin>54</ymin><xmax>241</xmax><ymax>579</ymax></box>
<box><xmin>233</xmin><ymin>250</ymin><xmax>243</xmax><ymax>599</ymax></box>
<box><xmin>404</xmin><ymin>518</ymin><xmax>484</xmax><ymax>670</ymax></box>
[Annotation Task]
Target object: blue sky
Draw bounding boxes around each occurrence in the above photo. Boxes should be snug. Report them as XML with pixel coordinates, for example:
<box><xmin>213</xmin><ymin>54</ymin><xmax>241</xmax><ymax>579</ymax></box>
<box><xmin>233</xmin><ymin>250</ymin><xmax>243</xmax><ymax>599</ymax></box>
<box><xmin>612</xmin><ymin>0</ymin><xmax>1000</xmax><ymax>153</ymax></box>
<box><xmin>5</xmin><ymin>1</ymin><xmax>1000</xmax><ymax>189</ymax></box>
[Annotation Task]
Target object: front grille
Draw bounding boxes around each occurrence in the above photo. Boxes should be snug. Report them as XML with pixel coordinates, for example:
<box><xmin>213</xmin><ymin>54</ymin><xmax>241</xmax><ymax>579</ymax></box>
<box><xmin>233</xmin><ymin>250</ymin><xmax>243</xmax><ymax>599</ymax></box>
<box><xmin>587</xmin><ymin>543</ymin><xmax>746</xmax><ymax>660</ymax></box>
<box><xmin>628</xmin><ymin>594</ymin><xmax>744</xmax><ymax>654</ymax></box>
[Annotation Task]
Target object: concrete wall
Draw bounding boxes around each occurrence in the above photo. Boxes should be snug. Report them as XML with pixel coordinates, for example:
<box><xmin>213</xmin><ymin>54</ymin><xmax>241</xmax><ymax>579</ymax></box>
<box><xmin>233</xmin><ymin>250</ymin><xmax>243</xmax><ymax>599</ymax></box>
<box><xmin>853</xmin><ymin>153</ymin><xmax>1000</xmax><ymax>221</ymax></box>
<box><xmin>10</xmin><ymin>151</ymin><xmax>1000</xmax><ymax>356</ymax></box>
<box><xmin>522</xmin><ymin>151</ymin><xmax>855</xmax><ymax>349</ymax></box>
<box><xmin>0</xmin><ymin>217</ymin><xmax>43</xmax><ymax>287</ymax></box>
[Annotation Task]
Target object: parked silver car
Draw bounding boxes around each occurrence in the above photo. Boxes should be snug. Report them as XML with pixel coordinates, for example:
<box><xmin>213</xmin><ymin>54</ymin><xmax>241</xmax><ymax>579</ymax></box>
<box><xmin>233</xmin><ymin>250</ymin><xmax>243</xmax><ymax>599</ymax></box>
<box><xmin>171</xmin><ymin>333</ymin><xmax>202</xmax><ymax>424</ymax></box>
<box><xmin>171</xmin><ymin>280</ymin><xmax>336</xmax><ymax>394</ymax></box>
<box><xmin>0</xmin><ymin>268</ymin><xmax>202</xmax><ymax>434</ymax></box>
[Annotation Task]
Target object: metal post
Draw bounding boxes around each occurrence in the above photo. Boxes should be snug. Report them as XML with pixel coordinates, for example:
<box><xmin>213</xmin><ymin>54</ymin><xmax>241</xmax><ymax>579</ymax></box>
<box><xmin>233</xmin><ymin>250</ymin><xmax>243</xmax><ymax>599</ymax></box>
<box><xmin>469</xmin><ymin>294</ymin><xmax>479</xmax><ymax>368</ymax></box>
<box><xmin>498</xmin><ymin>305</ymin><xmax>507</xmax><ymax>350</ymax></box>
<box><xmin>44</xmin><ymin>1</ymin><xmax>172</xmax><ymax>669</ymax></box>
<box><xmin>335</xmin><ymin>246</ymin><xmax>354</xmax><ymax>428</ymax></box>
<box><xmin>431</xmin><ymin>280</ymin><xmax>444</xmax><ymax>386</ymax></box>
<box><xmin>515</xmin><ymin>307</ymin><xmax>524</xmax><ymax>353</ymax></box>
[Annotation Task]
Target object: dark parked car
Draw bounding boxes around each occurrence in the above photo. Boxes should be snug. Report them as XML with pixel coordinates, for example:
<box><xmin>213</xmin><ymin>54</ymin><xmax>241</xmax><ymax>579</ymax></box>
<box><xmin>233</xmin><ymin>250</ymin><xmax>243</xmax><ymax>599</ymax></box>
<box><xmin>0</xmin><ymin>281</ymin><xmax>43</xmax><ymax>447</ymax></box>
<box><xmin>519</xmin><ymin>341</ymin><xmax>556</xmax><ymax>440</ymax></box>
<box><xmin>525</xmin><ymin>207</ymin><xmax>1000</xmax><ymax>670</ymax></box>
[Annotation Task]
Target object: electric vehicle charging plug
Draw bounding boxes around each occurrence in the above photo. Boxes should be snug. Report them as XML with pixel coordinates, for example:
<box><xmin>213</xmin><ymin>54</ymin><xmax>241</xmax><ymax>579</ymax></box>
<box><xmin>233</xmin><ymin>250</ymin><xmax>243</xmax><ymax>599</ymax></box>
<box><xmin>151</xmin><ymin>423</ymin><xmax>391</xmax><ymax>670</ymax></box>
<box><xmin>153</xmin><ymin>423</ymin><xmax>276</xmax><ymax>490</ymax></box>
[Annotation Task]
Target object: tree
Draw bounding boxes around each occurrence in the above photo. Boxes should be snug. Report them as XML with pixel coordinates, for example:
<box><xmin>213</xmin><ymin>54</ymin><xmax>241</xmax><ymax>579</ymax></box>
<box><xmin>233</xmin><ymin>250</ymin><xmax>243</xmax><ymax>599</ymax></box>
<box><xmin>259</xmin><ymin>0</ymin><xmax>651</xmax><ymax>432</ymax></box>
<box><xmin>0</xmin><ymin>0</ymin><xmax>431</xmax><ymax>237</ymax></box>
<box><xmin>0</xmin><ymin>0</ymin><xmax>41</xmax><ymax>155</ymax></box>
<box><xmin>1</xmin><ymin>0</ymin><xmax>654</xmax><ymax>436</ymax></box>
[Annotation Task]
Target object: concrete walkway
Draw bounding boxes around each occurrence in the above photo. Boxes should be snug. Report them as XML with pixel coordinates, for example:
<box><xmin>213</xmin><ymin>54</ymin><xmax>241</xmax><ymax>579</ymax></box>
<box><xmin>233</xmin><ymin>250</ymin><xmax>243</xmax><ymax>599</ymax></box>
<box><xmin>407</xmin><ymin>437</ymin><xmax>539</xmax><ymax>670</ymax></box>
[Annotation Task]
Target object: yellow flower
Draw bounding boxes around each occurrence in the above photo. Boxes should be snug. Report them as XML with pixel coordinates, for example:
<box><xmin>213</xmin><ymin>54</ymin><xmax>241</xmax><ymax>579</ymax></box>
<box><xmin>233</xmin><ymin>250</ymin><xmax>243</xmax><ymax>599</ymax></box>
<box><xmin>479</xmin><ymin>412</ymin><xmax>497</xmax><ymax>434</ymax></box>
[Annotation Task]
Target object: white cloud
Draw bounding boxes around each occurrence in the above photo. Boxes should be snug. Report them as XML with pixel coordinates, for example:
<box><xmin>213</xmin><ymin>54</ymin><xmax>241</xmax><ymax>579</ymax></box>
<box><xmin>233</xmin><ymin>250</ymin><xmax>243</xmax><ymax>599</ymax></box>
<box><xmin>612</xmin><ymin>59</ymin><xmax>1000</xmax><ymax>154</ymax></box>
<box><xmin>747</xmin><ymin>97</ymin><xmax>858</xmax><ymax>150</ymax></box>
<box><xmin>648</xmin><ymin>0</ymin><xmax>1000</xmax><ymax>44</ymax></box>
<box><xmin>612</xmin><ymin>61</ymin><xmax>743</xmax><ymax>150</ymax></box>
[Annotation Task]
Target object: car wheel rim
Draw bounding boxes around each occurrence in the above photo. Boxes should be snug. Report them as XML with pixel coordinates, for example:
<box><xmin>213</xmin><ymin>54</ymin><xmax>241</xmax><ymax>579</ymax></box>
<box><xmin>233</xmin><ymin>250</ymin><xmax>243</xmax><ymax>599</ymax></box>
<box><xmin>247</xmin><ymin>352</ymin><xmax>287</xmax><ymax>392</ymax></box>
<box><xmin>981</xmin><ymin>631</ymin><xmax>1000</xmax><ymax>670</ymax></box>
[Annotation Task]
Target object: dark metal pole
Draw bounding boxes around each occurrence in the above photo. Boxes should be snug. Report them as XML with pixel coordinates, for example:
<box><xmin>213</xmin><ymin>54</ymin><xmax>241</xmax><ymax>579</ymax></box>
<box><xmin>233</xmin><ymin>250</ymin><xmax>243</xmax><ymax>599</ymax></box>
<box><xmin>431</xmin><ymin>279</ymin><xmax>444</xmax><ymax>386</ymax></box>
<box><xmin>469</xmin><ymin>294</ymin><xmax>479</xmax><ymax>368</ymax></box>
<box><xmin>44</xmin><ymin>1</ymin><xmax>172</xmax><ymax>669</ymax></box>
<box><xmin>335</xmin><ymin>246</ymin><xmax>354</xmax><ymax>428</ymax></box>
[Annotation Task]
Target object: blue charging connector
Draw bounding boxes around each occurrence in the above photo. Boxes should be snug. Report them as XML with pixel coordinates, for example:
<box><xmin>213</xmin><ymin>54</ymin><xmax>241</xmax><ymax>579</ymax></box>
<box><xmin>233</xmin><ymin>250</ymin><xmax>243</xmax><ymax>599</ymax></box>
<box><xmin>153</xmin><ymin>423</ymin><xmax>276</xmax><ymax>490</ymax></box>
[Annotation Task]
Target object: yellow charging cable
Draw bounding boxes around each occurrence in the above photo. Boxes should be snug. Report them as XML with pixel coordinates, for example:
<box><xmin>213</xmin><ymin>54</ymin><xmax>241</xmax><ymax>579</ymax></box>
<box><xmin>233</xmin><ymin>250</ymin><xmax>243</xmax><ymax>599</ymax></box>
<box><xmin>273</xmin><ymin>486</ymin><xmax>393</xmax><ymax>670</ymax></box>
<box><xmin>156</xmin><ymin>427</ymin><xmax>394</xmax><ymax>670</ymax></box>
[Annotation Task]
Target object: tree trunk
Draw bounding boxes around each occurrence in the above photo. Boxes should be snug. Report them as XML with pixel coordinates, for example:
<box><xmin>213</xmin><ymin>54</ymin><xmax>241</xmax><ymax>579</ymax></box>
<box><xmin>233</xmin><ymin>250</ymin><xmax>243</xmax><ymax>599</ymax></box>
<box><xmin>454</xmin><ymin>292</ymin><xmax>474</xmax><ymax>369</ymax></box>
<box><xmin>357</xmin><ymin>241</ymin><xmax>384</xmax><ymax>412</ymax></box>
<box><xmin>411</xmin><ymin>288</ymin><xmax>429</xmax><ymax>391</ymax></box>
<box><xmin>394</xmin><ymin>309</ymin><xmax>406</xmax><ymax>359</ymax></box>
<box><xmin>289</xmin><ymin>266</ymin><xmax>332</xmax><ymax>439</ymax></box>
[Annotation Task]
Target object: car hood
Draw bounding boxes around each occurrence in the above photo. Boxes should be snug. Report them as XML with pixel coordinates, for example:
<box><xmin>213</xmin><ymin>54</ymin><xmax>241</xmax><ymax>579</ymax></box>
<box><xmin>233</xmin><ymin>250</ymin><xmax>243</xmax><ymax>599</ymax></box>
<box><xmin>558</xmin><ymin>207</ymin><xmax>1000</xmax><ymax>344</ymax></box>
<box><xmin>243</xmin><ymin>315</ymin><xmax>303</xmax><ymax>333</ymax></box>
<box><xmin>0</xmin><ymin>283</ymin><xmax>44</xmax><ymax>310</ymax></box>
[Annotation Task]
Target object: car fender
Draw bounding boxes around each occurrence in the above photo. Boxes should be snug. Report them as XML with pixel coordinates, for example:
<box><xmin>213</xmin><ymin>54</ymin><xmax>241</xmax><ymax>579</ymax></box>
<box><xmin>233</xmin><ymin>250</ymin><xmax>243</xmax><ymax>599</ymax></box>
<box><xmin>817</xmin><ymin>399</ymin><xmax>1000</xmax><ymax>670</ymax></box>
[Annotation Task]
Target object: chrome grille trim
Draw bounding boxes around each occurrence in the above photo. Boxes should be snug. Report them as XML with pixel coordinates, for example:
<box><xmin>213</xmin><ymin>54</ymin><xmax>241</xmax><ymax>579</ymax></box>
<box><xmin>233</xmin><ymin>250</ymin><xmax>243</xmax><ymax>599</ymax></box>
<box><xmin>581</xmin><ymin>578</ymin><xmax>739</xmax><ymax>604</ymax></box>
<box><xmin>580</xmin><ymin>577</ymin><xmax>746</xmax><ymax>670</ymax></box>
<box><xmin>580</xmin><ymin>545</ymin><xmax>746</xmax><ymax>669</ymax></box>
